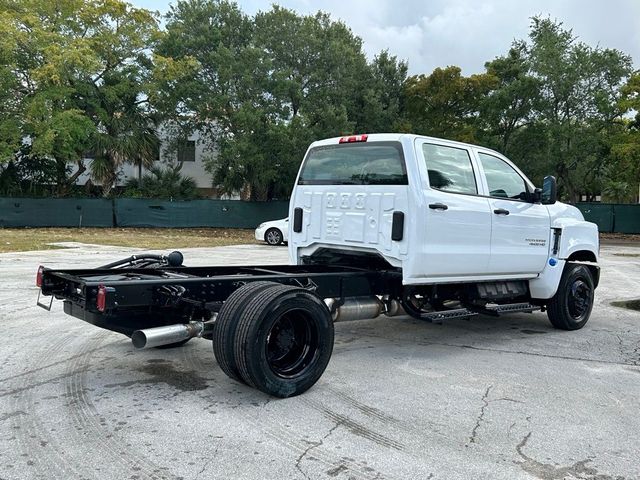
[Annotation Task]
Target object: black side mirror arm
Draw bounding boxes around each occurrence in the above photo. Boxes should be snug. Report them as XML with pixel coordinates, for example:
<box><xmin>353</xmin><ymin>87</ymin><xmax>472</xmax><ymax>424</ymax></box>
<box><xmin>532</xmin><ymin>188</ymin><xmax>542</xmax><ymax>204</ymax></box>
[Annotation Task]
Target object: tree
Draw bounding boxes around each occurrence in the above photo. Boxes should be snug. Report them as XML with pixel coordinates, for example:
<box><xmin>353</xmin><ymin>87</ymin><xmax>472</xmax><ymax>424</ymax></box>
<box><xmin>0</xmin><ymin>0</ymin><xmax>163</xmax><ymax>196</ymax></box>
<box><xmin>402</xmin><ymin>66</ymin><xmax>497</xmax><ymax>143</ymax></box>
<box><xmin>352</xmin><ymin>50</ymin><xmax>408</xmax><ymax>133</ymax></box>
<box><xmin>607</xmin><ymin>72</ymin><xmax>640</xmax><ymax>202</ymax></box>
<box><xmin>519</xmin><ymin>17</ymin><xmax>632</xmax><ymax>201</ymax></box>
<box><xmin>157</xmin><ymin>1</ymin><xmax>399</xmax><ymax>200</ymax></box>
<box><xmin>480</xmin><ymin>44</ymin><xmax>541</xmax><ymax>152</ymax></box>
<box><xmin>123</xmin><ymin>164</ymin><xmax>200</xmax><ymax>200</ymax></box>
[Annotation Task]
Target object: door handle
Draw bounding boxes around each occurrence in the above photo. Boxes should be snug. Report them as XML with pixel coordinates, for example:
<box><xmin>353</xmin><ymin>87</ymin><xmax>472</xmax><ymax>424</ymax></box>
<box><xmin>493</xmin><ymin>208</ymin><xmax>510</xmax><ymax>215</ymax></box>
<box><xmin>429</xmin><ymin>203</ymin><xmax>448</xmax><ymax>211</ymax></box>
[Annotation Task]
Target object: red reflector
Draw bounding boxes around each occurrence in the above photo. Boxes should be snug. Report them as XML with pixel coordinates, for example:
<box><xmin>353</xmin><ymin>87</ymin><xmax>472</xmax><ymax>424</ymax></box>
<box><xmin>36</xmin><ymin>265</ymin><xmax>45</xmax><ymax>287</ymax></box>
<box><xmin>96</xmin><ymin>285</ymin><xmax>107</xmax><ymax>312</ymax></box>
<box><xmin>339</xmin><ymin>134</ymin><xmax>368</xmax><ymax>143</ymax></box>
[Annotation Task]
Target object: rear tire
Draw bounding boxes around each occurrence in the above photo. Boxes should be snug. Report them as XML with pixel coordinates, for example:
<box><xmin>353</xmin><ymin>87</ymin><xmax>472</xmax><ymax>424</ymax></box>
<box><xmin>213</xmin><ymin>281</ymin><xmax>280</xmax><ymax>382</ymax></box>
<box><xmin>233</xmin><ymin>284</ymin><xmax>334</xmax><ymax>397</ymax></box>
<box><xmin>265</xmin><ymin>228</ymin><xmax>283</xmax><ymax>246</ymax></box>
<box><xmin>547</xmin><ymin>263</ymin><xmax>595</xmax><ymax>330</ymax></box>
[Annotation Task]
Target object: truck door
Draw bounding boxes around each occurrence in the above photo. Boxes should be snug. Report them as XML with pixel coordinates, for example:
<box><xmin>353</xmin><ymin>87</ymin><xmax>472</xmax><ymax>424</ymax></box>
<box><xmin>410</xmin><ymin>140</ymin><xmax>492</xmax><ymax>279</ymax></box>
<box><xmin>475</xmin><ymin>151</ymin><xmax>550</xmax><ymax>275</ymax></box>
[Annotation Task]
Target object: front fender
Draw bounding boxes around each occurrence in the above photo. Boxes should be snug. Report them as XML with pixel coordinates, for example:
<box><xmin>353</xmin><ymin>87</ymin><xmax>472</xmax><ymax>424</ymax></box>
<box><xmin>529</xmin><ymin>218</ymin><xmax>599</xmax><ymax>300</ymax></box>
<box><xmin>554</xmin><ymin>219</ymin><xmax>599</xmax><ymax>262</ymax></box>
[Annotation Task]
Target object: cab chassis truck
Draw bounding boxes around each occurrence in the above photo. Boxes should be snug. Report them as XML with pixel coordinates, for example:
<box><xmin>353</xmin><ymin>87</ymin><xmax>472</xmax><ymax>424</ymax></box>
<box><xmin>37</xmin><ymin>134</ymin><xmax>600</xmax><ymax>398</ymax></box>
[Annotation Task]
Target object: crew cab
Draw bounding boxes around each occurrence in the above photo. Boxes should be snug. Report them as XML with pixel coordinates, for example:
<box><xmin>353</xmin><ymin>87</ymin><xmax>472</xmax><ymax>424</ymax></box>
<box><xmin>37</xmin><ymin>133</ymin><xmax>599</xmax><ymax>398</ymax></box>
<box><xmin>290</xmin><ymin>133</ymin><xmax>599</xmax><ymax>328</ymax></box>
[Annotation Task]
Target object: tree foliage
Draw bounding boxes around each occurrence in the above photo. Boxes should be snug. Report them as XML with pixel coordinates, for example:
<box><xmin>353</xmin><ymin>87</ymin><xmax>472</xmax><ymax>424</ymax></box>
<box><xmin>158</xmin><ymin>1</ymin><xmax>407</xmax><ymax>200</ymax></box>
<box><xmin>0</xmin><ymin>3</ymin><xmax>637</xmax><ymax>202</ymax></box>
<box><xmin>123</xmin><ymin>164</ymin><xmax>200</xmax><ymax>199</ymax></box>
<box><xmin>0</xmin><ymin>0</ymin><xmax>165</xmax><ymax>196</ymax></box>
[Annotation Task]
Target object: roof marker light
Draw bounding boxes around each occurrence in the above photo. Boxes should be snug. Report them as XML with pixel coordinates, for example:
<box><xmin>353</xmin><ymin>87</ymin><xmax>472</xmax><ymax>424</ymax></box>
<box><xmin>339</xmin><ymin>134</ymin><xmax>368</xmax><ymax>143</ymax></box>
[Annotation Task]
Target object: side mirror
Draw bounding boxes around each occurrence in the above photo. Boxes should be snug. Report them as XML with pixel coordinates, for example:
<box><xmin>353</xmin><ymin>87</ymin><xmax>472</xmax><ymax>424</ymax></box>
<box><xmin>541</xmin><ymin>175</ymin><xmax>557</xmax><ymax>205</ymax></box>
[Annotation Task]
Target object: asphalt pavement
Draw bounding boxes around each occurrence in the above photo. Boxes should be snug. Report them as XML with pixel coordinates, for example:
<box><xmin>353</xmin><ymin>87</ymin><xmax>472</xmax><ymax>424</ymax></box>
<box><xmin>0</xmin><ymin>240</ymin><xmax>639</xmax><ymax>480</ymax></box>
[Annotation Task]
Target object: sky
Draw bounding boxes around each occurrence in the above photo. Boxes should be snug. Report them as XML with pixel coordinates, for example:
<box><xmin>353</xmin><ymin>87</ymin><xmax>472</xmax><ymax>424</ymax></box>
<box><xmin>131</xmin><ymin>0</ymin><xmax>640</xmax><ymax>75</ymax></box>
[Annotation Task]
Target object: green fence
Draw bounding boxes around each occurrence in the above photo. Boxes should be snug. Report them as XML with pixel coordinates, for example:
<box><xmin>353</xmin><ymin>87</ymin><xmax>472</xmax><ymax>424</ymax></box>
<box><xmin>0</xmin><ymin>198</ymin><xmax>113</xmax><ymax>227</ymax></box>
<box><xmin>114</xmin><ymin>199</ymin><xmax>289</xmax><ymax>228</ymax></box>
<box><xmin>575</xmin><ymin>203</ymin><xmax>640</xmax><ymax>233</ymax></box>
<box><xmin>0</xmin><ymin>198</ymin><xmax>637</xmax><ymax>232</ymax></box>
<box><xmin>0</xmin><ymin>197</ymin><xmax>289</xmax><ymax>228</ymax></box>
<box><xmin>613</xmin><ymin>204</ymin><xmax>640</xmax><ymax>234</ymax></box>
<box><xmin>575</xmin><ymin>203</ymin><xmax>614</xmax><ymax>233</ymax></box>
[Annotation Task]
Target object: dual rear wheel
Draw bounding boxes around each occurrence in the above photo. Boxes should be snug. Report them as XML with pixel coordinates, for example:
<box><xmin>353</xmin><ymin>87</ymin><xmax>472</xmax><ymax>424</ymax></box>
<box><xmin>213</xmin><ymin>281</ymin><xmax>334</xmax><ymax>397</ymax></box>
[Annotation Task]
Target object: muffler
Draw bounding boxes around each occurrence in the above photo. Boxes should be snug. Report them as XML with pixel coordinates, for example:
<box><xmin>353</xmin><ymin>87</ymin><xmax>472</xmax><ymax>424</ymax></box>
<box><xmin>131</xmin><ymin>322</ymin><xmax>204</xmax><ymax>349</ymax></box>
<box><xmin>325</xmin><ymin>296</ymin><xmax>403</xmax><ymax>322</ymax></box>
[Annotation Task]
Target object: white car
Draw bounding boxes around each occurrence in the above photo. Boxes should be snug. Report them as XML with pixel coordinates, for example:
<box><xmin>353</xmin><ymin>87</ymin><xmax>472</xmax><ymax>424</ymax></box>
<box><xmin>255</xmin><ymin>218</ymin><xmax>289</xmax><ymax>245</ymax></box>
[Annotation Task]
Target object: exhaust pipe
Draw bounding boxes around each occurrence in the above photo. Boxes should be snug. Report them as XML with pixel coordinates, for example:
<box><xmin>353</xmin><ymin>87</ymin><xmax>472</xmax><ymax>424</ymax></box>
<box><xmin>325</xmin><ymin>296</ymin><xmax>403</xmax><ymax>322</ymax></box>
<box><xmin>131</xmin><ymin>322</ymin><xmax>204</xmax><ymax>349</ymax></box>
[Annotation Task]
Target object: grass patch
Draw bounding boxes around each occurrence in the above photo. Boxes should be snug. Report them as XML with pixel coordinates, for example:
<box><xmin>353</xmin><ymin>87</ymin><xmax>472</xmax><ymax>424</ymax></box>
<box><xmin>0</xmin><ymin>227</ymin><xmax>256</xmax><ymax>253</ymax></box>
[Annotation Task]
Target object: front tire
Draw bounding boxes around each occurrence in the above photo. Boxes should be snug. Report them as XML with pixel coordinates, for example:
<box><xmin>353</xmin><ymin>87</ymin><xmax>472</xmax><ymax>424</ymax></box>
<box><xmin>547</xmin><ymin>263</ymin><xmax>595</xmax><ymax>330</ymax></box>
<box><xmin>265</xmin><ymin>228</ymin><xmax>283</xmax><ymax>246</ymax></box>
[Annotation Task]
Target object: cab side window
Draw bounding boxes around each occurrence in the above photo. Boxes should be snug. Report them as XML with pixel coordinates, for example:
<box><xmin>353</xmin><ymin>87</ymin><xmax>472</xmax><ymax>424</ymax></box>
<box><xmin>478</xmin><ymin>152</ymin><xmax>527</xmax><ymax>200</ymax></box>
<box><xmin>422</xmin><ymin>144</ymin><xmax>477</xmax><ymax>194</ymax></box>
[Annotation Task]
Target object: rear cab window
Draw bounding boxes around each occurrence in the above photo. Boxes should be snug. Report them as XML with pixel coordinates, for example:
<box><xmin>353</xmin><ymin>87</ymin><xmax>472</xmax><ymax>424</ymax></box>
<box><xmin>298</xmin><ymin>142</ymin><xmax>408</xmax><ymax>185</ymax></box>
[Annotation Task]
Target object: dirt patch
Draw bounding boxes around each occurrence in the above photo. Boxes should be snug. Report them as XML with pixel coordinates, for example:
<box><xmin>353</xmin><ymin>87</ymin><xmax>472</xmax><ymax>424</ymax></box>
<box><xmin>0</xmin><ymin>227</ymin><xmax>256</xmax><ymax>253</ymax></box>
<box><xmin>600</xmin><ymin>232</ymin><xmax>640</xmax><ymax>246</ymax></box>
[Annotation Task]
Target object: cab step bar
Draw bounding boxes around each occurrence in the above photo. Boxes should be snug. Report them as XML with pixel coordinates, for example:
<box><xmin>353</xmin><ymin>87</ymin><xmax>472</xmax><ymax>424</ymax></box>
<box><xmin>473</xmin><ymin>302</ymin><xmax>541</xmax><ymax>317</ymax></box>
<box><xmin>420</xmin><ymin>303</ymin><xmax>541</xmax><ymax>323</ymax></box>
<box><xmin>420</xmin><ymin>308</ymin><xmax>478</xmax><ymax>324</ymax></box>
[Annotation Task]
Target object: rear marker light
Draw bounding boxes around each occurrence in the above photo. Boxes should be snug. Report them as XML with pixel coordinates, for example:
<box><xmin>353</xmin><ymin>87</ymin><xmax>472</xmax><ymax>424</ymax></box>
<box><xmin>339</xmin><ymin>134</ymin><xmax>368</xmax><ymax>143</ymax></box>
<box><xmin>96</xmin><ymin>285</ymin><xmax>107</xmax><ymax>312</ymax></box>
<box><xmin>36</xmin><ymin>265</ymin><xmax>45</xmax><ymax>287</ymax></box>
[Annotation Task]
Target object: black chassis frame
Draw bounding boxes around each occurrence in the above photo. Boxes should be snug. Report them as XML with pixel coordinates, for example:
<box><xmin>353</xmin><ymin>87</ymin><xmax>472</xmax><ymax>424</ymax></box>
<box><xmin>40</xmin><ymin>264</ymin><xmax>403</xmax><ymax>336</ymax></box>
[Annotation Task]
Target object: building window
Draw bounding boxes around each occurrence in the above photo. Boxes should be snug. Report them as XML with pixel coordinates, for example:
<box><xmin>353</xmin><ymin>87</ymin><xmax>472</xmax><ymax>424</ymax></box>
<box><xmin>177</xmin><ymin>140</ymin><xmax>196</xmax><ymax>162</ymax></box>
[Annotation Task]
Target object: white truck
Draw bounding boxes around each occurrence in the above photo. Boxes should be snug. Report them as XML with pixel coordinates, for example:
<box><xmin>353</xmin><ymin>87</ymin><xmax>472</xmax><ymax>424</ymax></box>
<box><xmin>37</xmin><ymin>133</ymin><xmax>599</xmax><ymax>398</ymax></box>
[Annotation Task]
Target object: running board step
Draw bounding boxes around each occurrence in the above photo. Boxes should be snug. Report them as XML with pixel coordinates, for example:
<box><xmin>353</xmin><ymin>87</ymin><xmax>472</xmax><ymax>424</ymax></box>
<box><xmin>478</xmin><ymin>303</ymin><xmax>541</xmax><ymax>316</ymax></box>
<box><xmin>420</xmin><ymin>308</ymin><xmax>478</xmax><ymax>324</ymax></box>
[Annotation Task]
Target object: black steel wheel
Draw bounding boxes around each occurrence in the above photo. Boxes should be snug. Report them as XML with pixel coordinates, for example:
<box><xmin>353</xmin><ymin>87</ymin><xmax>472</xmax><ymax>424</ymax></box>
<box><xmin>266</xmin><ymin>310</ymin><xmax>320</xmax><ymax>378</ymax></box>
<box><xmin>265</xmin><ymin>228</ymin><xmax>283</xmax><ymax>246</ymax></box>
<box><xmin>213</xmin><ymin>281</ymin><xmax>281</xmax><ymax>383</ymax></box>
<box><xmin>233</xmin><ymin>284</ymin><xmax>334</xmax><ymax>397</ymax></box>
<box><xmin>547</xmin><ymin>263</ymin><xmax>595</xmax><ymax>330</ymax></box>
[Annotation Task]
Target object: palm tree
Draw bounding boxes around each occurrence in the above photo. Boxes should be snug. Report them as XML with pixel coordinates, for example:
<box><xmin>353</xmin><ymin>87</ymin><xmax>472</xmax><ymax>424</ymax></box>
<box><xmin>124</xmin><ymin>164</ymin><xmax>200</xmax><ymax>200</ymax></box>
<box><xmin>89</xmin><ymin>82</ymin><xmax>161</xmax><ymax>196</ymax></box>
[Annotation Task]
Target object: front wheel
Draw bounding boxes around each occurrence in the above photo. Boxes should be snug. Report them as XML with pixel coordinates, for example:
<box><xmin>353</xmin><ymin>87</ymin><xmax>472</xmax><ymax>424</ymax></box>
<box><xmin>265</xmin><ymin>228</ymin><xmax>283</xmax><ymax>246</ymax></box>
<box><xmin>547</xmin><ymin>263</ymin><xmax>595</xmax><ymax>330</ymax></box>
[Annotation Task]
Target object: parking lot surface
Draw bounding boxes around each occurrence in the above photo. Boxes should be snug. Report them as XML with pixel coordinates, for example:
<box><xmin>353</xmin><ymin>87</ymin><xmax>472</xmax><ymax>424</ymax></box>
<box><xmin>1</xmin><ymin>241</ymin><xmax>639</xmax><ymax>480</ymax></box>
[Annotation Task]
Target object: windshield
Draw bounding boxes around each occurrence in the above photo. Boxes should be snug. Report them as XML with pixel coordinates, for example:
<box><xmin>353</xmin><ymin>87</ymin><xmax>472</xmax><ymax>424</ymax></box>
<box><xmin>298</xmin><ymin>142</ymin><xmax>408</xmax><ymax>185</ymax></box>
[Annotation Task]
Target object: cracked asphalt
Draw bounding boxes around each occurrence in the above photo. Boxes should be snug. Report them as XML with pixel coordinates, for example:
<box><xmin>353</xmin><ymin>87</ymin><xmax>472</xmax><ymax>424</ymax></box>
<box><xmin>0</xmin><ymin>240</ymin><xmax>639</xmax><ymax>479</ymax></box>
